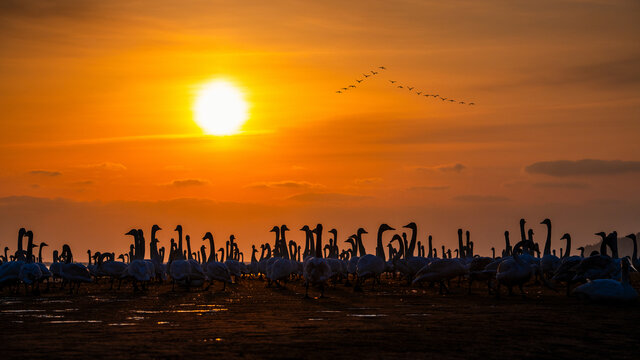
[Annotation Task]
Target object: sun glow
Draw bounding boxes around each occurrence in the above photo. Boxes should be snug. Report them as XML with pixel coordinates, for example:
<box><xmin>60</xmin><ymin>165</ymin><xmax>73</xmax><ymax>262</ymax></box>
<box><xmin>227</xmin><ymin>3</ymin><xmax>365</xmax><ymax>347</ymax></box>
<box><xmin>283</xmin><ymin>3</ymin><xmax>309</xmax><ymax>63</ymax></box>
<box><xmin>193</xmin><ymin>80</ymin><xmax>249</xmax><ymax>135</ymax></box>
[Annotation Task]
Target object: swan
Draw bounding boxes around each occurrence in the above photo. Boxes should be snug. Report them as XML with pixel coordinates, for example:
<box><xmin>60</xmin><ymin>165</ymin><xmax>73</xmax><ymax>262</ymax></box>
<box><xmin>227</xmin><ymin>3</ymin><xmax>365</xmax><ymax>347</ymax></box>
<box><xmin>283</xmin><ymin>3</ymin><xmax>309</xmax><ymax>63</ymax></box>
<box><xmin>356</xmin><ymin>224</ymin><xmax>394</xmax><ymax>290</ymax></box>
<box><xmin>572</xmin><ymin>232</ymin><xmax>618</xmax><ymax>283</ymax></box>
<box><xmin>224</xmin><ymin>235</ymin><xmax>244</xmax><ymax>282</ymax></box>
<box><xmin>35</xmin><ymin>242</ymin><xmax>52</xmax><ymax>291</ymax></box>
<box><xmin>124</xmin><ymin>229</ymin><xmax>155</xmax><ymax>291</ymax></box>
<box><xmin>202</xmin><ymin>232</ymin><xmax>232</xmax><ymax>291</ymax></box>
<box><xmin>539</xmin><ymin>219</ymin><xmax>560</xmax><ymax>278</ymax></box>
<box><xmin>551</xmin><ymin>233</ymin><xmax>584</xmax><ymax>295</ymax></box>
<box><xmin>267</xmin><ymin>225</ymin><xmax>295</xmax><ymax>287</ymax></box>
<box><xmin>98</xmin><ymin>253</ymin><xmax>128</xmax><ymax>290</ymax></box>
<box><xmin>625</xmin><ymin>233</ymin><xmax>640</xmax><ymax>272</ymax></box>
<box><xmin>58</xmin><ymin>244</ymin><xmax>92</xmax><ymax>294</ymax></box>
<box><xmin>495</xmin><ymin>241</ymin><xmax>535</xmax><ymax>298</ymax></box>
<box><xmin>573</xmin><ymin>258</ymin><xmax>637</xmax><ymax>302</ymax></box>
<box><xmin>412</xmin><ymin>250</ymin><xmax>467</xmax><ymax>295</ymax></box>
<box><xmin>18</xmin><ymin>230</ymin><xmax>42</xmax><ymax>294</ymax></box>
<box><xmin>0</xmin><ymin>229</ymin><xmax>28</xmax><ymax>291</ymax></box>
<box><xmin>303</xmin><ymin>223</ymin><xmax>331</xmax><ymax>298</ymax></box>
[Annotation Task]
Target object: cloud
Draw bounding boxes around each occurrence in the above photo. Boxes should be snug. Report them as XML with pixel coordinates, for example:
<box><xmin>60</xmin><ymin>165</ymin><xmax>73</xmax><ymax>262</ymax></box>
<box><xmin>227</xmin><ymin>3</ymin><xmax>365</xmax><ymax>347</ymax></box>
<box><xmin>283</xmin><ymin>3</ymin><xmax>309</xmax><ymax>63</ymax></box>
<box><xmin>353</xmin><ymin>177</ymin><xmax>382</xmax><ymax>185</ymax></box>
<box><xmin>247</xmin><ymin>180</ymin><xmax>324</xmax><ymax>190</ymax></box>
<box><xmin>408</xmin><ymin>185</ymin><xmax>450</xmax><ymax>191</ymax></box>
<box><xmin>453</xmin><ymin>195</ymin><xmax>510</xmax><ymax>202</ymax></box>
<box><xmin>525</xmin><ymin>159</ymin><xmax>640</xmax><ymax>177</ymax></box>
<box><xmin>287</xmin><ymin>192</ymin><xmax>369</xmax><ymax>202</ymax></box>
<box><xmin>416</xmin><ymin>163</ymin><xmax>466</xmax><ymax>173</ymax></box>
<box><xmin>532</xmin><ymin>181</ymin><xmax>589</xmax><ymax>189</ymax></box>
<box><xmin>167</xmin><ymin>179</ymin><xmax>209</xmax><ymax>187</ymax></box>
<box><xmin>71</xmin><ymin>180</ymin><xmax>95</xmax><ymax>187</ymax></box>
<box><xmin>80</xmin><ymin>162</ymin><xmax>127</xmax><ymax>171</ymax></box>
<box><xmin>28</xmin><ymin>170</ymin><xmax>62</xmax><ymax>177</ymax></box>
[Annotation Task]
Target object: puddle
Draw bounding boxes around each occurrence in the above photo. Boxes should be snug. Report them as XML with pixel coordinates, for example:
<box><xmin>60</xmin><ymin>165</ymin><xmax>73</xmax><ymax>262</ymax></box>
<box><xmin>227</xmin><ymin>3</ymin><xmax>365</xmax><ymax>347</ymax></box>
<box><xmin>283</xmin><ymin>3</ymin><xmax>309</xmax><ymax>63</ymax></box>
<box><xmin>317</xmin><ymin>310</ymin><xmax>341</xmax><ymax>313</ymax></box>
<box><xmin>38</xmin><ymin>299</ymin><xmax>72</xmax><ymax>304</ymax></box>
<box><xmin>347</xmin><ymin>307</ymin><xmax>379</xmax><ymax>310</ymax></box>
<box><xmin>2</xmin><ymin>309</ymin><xmax>45</xmax><ymax>313</ymax></box>
<box><xmin>157</xmin><ymin>321</ymin><xmax>170</xmax><ymax>325</ymax></box>
<box><xmin>126</xmin><ymin>316</ymin><xmax>145</xmax><ymax>321</ymax></box>
<box><xmin>308</xmin><ymin>318</ymin><xmax>326</xmax><ymax>321</ymax></box>
<box><xmin>48</xmin><ymin>320</ymin><xmax>102</xmax><ymax>324</ymax></box>
<box><xmin>406</xmin><ymin>313</ymin><xmax>432</xmax><ymax>317</ymax></box>
<box><xmin>30</xmin><ymin>314</ymin><xmax>65</xmax><ymax>319</ymax></box>
<box><xmin>202</xmin><ymin>338</ymin><xmax>223</xmax><ymax>342</ymax></box>
<box><xmin>347</xmin><ymin>314</ymin><xmax>388</xmax><ymax>318</ymax></box>
<box><xmin>132</xmin><ymin>310</ymin><xmax>163</xmax><ymax>314</ymax></box>
<box><xmin>52</xmin><ymin>309</ymin><xmax>79</xmax><ymax>313</ymax></box>
<box><xmin>108</xmin><ymin>323</ymin><xmax>137</xmax><ymax>326</ymax></box>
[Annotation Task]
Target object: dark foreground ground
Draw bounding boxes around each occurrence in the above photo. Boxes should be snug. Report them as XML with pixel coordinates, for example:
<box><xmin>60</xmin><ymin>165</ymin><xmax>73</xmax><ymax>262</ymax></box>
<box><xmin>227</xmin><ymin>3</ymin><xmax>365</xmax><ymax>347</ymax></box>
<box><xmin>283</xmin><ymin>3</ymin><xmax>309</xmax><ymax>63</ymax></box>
<box><xmin>0</xmin><ymin>276</ymin><xmax>639</xmax><ymax>360</ymax></box>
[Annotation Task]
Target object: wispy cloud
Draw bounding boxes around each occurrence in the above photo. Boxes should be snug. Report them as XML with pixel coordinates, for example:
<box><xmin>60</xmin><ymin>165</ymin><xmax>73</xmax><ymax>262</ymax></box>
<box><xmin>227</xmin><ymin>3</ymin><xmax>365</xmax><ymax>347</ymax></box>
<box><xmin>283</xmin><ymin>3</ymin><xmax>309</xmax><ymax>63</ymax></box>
<box><xmin>415</xmin><ymin>163</ymin><xmax>466</xmax><ymax>173</ymax></box>
<box><xmin>408</xmin><ymin>185</ymin><xmax>450</xmax><ymax>191</ymax></box>
<box><xmin>453</xmin><ymin>194</ymin><xmax>510</xmax><ymax>202</ymax></box>
<box><xmin>354</xmin><ymin>177</ymin><xmax>382</xmax><ymax>185</ymax></box>
<box><xmin>532</xmin><ymin>181</ymin><xmax>589</xmax><ymax>189</ymax></box>
<box><xmin>247</xmin><ymin>180</ymin><xmax>324</xmax><ymax>190</ymax></box>
<box><xmin>79</xmin><ymin>162</ymin><xmax>127</xmax><ymax>171</ymax></box>
<box><xmin>525</xmin><ymin>159</ymin><xmax>640</xmax><ymax>177</ymax></box>
<box><xmin>287</xmin><ymin>192</ymin><xmax>369</xmax><ymax>202</ymax></box>
<box><xmin>28</xmin><ymin>170</ymin><xmax>62</xmax><ymax>177</ymax></box>
<box><xmin>166</xmin><ymin>178</ymin><xmax>209</xmax><ymax>187</ymax></box>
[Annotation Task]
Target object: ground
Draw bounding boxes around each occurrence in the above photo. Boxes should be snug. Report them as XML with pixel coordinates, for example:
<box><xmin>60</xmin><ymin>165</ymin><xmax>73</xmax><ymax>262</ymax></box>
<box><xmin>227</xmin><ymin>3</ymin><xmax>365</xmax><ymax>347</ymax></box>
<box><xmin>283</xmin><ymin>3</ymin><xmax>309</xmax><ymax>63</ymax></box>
<box><xmin>0</xmin><ymin>276</ymin><xmax>639</xmax><ymax>359</ymax></box>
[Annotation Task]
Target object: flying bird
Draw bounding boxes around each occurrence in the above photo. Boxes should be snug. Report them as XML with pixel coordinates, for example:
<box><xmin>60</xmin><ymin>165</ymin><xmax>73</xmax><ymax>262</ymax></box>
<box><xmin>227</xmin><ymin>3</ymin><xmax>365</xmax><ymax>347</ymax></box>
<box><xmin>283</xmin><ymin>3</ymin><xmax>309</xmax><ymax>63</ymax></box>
<box><xmin>389</xmin><ymin>80</ymin><xmax>396</xmax><ymax>84</ymax></box>
<box><xmin>449</xmin><ymin>99</ymin><xmax>455</xmax><ymax>102</ymax></box>
<box><xmin>341</xmin><ymin>87</ymin><xmax>348</xmax><ymax>90</ymax></box>
<box><xmin>371</xmin><ymin>71</ymin><xmax>378</xmax><ymax>75</ymax></box>
<box><xmin>397</xmin><ymin>85</ymin><xmax>404</xmax><ymax>89</ymax></box>
<box><xmin>416</xmin><ymin>92</ymin><xmax>422</xmax><ymax>95</ymax></box>
<box><xmin>379</xmin><ymin>66</ymin><xmax>386</xmax><ymax>70</ymax></box>
<box><xmin>356</xmin><ymin>79</ymin><xmax>363</xmax><ymax>83</ymax></box>
<box><xmin>407</xmin><ymin>87</ymin><xmax>414</xmax><ymax>91</ymax></box>
<box><xmin>363</xmin><ymin>74</ymin><xmax>370</xmax><ymax>78</ymax></box>
<box><xmin>469</xmin><ymin>102</ymin><xmax>475</xmax><ymax>105</ymax></box>
<box><xmin>459</xmin><ymin>101</ymin><xmax>465</xmax><ymax>104</ymax></box>
<box><xmin>336</xmin><ymin>91</ymin><xmax>342</xmax><ymax>93</ymax></box>
<box><xmin>349</xmin><ymin>85</ymin><xmax>356</xmax><ymax>88</ymax></box>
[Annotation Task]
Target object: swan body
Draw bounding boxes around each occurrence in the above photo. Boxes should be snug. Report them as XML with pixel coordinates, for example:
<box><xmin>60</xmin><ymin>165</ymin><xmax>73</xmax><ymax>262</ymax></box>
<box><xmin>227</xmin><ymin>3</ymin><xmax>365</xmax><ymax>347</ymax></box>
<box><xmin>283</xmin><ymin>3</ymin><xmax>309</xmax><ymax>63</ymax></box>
<box><xmin>573</xmin><ymin>259</ymin><xmax>637</xmax><ymax>302</ymax></box>
<box><xmin>60</xmin><ymin>263</ymin><xmax>92</xmax><ymax>283</ymax></box>
<box><xmin>356</xmin><ymin>254</ymin><xmax>385</xmax><ymax>279</ymax></box>
<box><xmin>19</xmin><ymin>262</ymin><xmax>42</xmax><ymax>285</ymax></box>
<box><xmin>412</xmin><ymin>258</ymin><xmax>467</xmax><ymax>284</ymax></box>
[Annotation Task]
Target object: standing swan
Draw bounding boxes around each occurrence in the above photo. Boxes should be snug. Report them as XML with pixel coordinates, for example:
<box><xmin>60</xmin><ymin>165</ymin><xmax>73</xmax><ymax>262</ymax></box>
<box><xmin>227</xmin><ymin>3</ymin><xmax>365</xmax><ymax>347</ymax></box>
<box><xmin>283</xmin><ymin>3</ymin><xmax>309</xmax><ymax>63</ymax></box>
<box><xmin>302</xmin><ymin>223</ymin><xmax>331</xmax><ymax>298</ymax></box>
<box><xmin>573</xmin><ymin>258</ymin><xmax>637</xmax><ymax>302</ymax></box>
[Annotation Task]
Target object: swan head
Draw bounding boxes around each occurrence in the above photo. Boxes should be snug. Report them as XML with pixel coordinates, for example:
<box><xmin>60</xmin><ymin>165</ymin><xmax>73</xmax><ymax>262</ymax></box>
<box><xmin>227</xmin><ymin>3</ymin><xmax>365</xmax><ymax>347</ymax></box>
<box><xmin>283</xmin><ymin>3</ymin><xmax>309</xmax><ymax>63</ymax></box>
<box><xmin>329</xmin><ymin>228</ymin><xmax>337</xmax><ymax>236</ymax></box>
<box><xmin>202</xmin><ymin>232</ymin><xmax>213</xmax><ymax>241</ymax></box>
<box><xmin>378</xmin><ymin>224</ymin><xmax>394</xmax><ymax>233</ymax></box>
<box><xmin>625</xmin><ymin>233</ymin><xmax>636</xmax><ymax>241</ymax></box>
<box><xmin>270</xmin><ymin>225</ymin><xmax>280</xmax><ymax>233</ymax></box>
<box><xmin>520</xmin><ymin>218</ymin><xmax>526</xmax><ymax>226</ymax></box>
<box><xmin>230</xmin><ymin>235</ymin><xmax>236</xmax><ymax>241</ymax></box>
<box><xmin>125</xmin><ymin>229</ymin><xmax>137</xmax><ymax>237</ymax></box>
<box><xmin>40</xmin><ymin>242</ymin><xmax>48</xmax><ymax>248</ymax></box>
<box><xmin>357</xmin><ymin>228</ymin><xmax>368</xmax><ymax>235</ymax></box>
<box><xmin>280</xmin><ymin>225</ymin><xmax>289</xmax><ymax>232</ymax></box>
<box><xmin>402</xmin><ymin>222</ymin><xmax>417</xmax><ymax>230</ymax></box>
<box><xmin>594</xmin><ymin>231</ymin><xmax>606</xmax><ymax>239</ymax></box>
<box><xmin>174</xmin><ymin>225</ymin><xmax>182</xmax><ymax>232</ymax></box>
<box><xmin>560</xmin><ymin>233</ymin><xmax>571</xmax><ymax>241</ymax></box>
<box><xmin>540</xmin><ymin>218</ymin><xmax>551</xmax><ymax>226</ymax></box>
<box><xmin>152</xmin><ymin>224</ymin><xmax>161</xmax><ymax>232</ymax></box>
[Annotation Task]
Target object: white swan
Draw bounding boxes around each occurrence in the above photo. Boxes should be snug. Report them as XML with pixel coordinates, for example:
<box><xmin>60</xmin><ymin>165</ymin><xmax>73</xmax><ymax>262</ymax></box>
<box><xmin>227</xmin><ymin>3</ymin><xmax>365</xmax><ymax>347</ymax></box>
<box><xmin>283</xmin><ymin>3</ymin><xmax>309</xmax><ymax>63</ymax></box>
<box><xmin>495</xmin><ymin>241</ymin><xmax>535</xmax><ymax>297</ymax></box>
<box><xmin>412</xmin><ymin>258</ymin><xmax>467</xmax><ymax>294</ymax></box>
<box><xmin>303</xmin><ymin>223</ymin><xmax>331</xmax><ymax>298</ymax></box>
<box><xmin>539</xmin><ymin>219</ymin><xmax>560</xmax><ymax>277</ymax></box>
<box><xmin>202</xmin><ymin>232</ymin><xmax>232</xmax><ymax>291</ymax></box>
<box><xmin>573</xmin><ymin>258</ymin><xmax>637</xmax><ymax>302</ymax></box>
<box><xmin>356</xmin><ymin>224</ymin><xmax>394</xmax><ymax>290</ymax></box>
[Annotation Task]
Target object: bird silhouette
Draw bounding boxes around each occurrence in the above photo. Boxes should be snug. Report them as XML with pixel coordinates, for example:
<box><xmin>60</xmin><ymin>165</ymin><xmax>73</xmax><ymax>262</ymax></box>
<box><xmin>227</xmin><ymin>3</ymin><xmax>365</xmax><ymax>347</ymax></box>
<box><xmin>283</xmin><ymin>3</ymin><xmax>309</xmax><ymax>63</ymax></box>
<box><xmin>371</xmin><ymin>71</ymin><xmax>378</xmax><ymax>75</ymax></box>
<box><xmin>336</xmin><ymin>91</ymin><xmax>342</xmax><ymax>93</ymax></box>
<box><xmin>416</xmin><ymin>91</ymin><xmax>422</xmax><ymax>95</ymax></box>
<box><xmin>459</xmin><ymin>101</ymin><xmax>465</xmax><ymax>104</ymax></box>
<box><xmin>397</xmin><ymin>85</ymin><xmax>404</xmax><ymax>89</ymax></box>
<box><xmin>341</xmin><ymin>87</ymin><xmax>348</xmax><ymax>90</ymax></box>
<box><xmin>356</xmin><ymin>79</ymin><xmax>363</xmax><ymax>83</ymax></box>
<box><xmin>469</xmin><ymin>102</ymin><xmax>475</xmax><ymax>105</ymax></box>
<box><xmin>389</xmin><ymin>80</ymin><xmax>396</xmax><ymax>84</ymax></box>
<box><xmin>379</xmin><ymin>66</ymin><xmax>386</xmax><ymax>70</ymax></box>
<box><xmin>407</xmin><ymin>87</ymin><xmax>414</xmax><ymax>91</ymax></box>
<box><xmin>363</xmin><ymin>74</ymin><xmax>370</xmax><ymax>78</ymax></box>
<box><xmin>349</xmin><ymin>85</ymin><xmax>356</xmax><ymax>88</ymax></box>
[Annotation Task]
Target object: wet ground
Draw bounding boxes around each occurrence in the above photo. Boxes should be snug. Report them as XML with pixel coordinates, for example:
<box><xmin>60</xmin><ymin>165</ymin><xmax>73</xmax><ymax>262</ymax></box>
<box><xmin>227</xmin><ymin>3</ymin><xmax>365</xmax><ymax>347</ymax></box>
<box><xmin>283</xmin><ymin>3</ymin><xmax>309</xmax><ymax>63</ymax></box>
<box><xmin>0</xmin><ymin>276</ymin><xmax>639</xmax><ymax>359</ymax></box>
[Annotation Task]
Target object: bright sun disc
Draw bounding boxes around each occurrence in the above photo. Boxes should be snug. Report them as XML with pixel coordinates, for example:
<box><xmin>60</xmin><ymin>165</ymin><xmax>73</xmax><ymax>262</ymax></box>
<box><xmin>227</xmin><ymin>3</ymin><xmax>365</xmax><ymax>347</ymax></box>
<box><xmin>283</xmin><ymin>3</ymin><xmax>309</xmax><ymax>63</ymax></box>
<box><xmin>193</xmin><ymin>80</ymin><xmax>248</xmax><ymax>135</ymax></box>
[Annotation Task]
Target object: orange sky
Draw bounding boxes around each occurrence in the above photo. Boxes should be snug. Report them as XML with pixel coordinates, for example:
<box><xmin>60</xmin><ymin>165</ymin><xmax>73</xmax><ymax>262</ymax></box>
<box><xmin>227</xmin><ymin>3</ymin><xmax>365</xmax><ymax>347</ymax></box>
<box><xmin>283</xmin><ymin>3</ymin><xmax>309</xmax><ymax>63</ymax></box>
<box><xmin>1</xmin><ymin>0</ymin><xmax>639</xmax><ymax>258</ymax></box>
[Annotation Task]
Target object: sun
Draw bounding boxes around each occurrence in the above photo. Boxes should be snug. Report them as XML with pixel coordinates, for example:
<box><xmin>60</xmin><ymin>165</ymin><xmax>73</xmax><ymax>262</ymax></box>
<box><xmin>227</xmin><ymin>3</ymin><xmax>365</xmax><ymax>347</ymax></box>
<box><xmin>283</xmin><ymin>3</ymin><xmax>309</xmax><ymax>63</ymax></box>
<box><xmin>193</xmin><ymin>80</ymin><xmax>249</xmax><ymax>135</ymax></box>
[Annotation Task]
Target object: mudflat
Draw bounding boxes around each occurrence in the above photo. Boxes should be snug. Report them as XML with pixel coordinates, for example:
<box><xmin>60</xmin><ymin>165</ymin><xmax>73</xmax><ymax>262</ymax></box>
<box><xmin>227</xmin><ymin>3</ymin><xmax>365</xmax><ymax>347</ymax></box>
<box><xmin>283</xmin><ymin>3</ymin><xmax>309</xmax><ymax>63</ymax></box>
<box><xmin>0</xmin><ymin>278</ymin><xmax>638</xmax><ymax>359</ymax></box>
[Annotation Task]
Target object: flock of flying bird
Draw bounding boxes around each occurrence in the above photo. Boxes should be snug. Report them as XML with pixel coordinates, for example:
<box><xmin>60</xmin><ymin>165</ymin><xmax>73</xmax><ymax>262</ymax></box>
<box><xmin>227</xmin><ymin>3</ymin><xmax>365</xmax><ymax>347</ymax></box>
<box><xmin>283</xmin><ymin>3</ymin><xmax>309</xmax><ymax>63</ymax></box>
<box><xmin>335</xmin><ymin>66</ymin><xmax>476</xmax><ymax>106</ymax></box>
<box><xmin>0</xmin><ymin>219</ymin><xmax>638</xmax><ymax>302</ymax></box>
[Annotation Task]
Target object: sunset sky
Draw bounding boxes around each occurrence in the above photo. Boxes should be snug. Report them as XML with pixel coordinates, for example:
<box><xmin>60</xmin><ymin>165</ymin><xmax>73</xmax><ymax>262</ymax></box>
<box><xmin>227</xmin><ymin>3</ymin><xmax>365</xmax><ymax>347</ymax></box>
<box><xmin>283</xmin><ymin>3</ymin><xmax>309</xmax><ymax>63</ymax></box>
<box><xmin>1</xmin><ymin>0</ymin><xmax>639</xmax><ymax>258</ymax></box>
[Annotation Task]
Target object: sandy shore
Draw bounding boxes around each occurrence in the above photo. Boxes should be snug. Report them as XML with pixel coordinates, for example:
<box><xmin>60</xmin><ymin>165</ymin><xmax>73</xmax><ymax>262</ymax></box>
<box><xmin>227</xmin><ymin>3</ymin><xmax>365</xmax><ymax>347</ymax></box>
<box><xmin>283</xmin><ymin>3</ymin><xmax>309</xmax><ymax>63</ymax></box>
<box><xmin>0</xmin><ymin>277</ymin><xmax>638</xmax><ymax>359</ymax></box>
